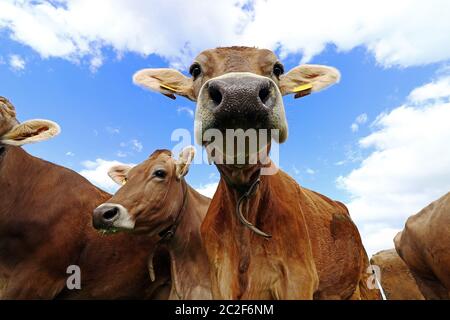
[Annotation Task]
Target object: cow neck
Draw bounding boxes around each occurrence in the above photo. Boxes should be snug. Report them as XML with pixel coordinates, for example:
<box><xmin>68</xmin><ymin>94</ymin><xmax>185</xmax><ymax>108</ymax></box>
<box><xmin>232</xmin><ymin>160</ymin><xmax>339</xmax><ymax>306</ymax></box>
<box><xmin>157</xmin><ymin>178</ymin><xmax>188</xmax><ymax>242</ymax></box>
<box><xmin>149</xmin><ymin>180</ymin><xmax>210</xmax><ymax>299</ymax></box>
<box><xmin>0</xmin><ymin>146</ymin><xmax>28</xmax><ymax>178</ymax></box>
<box><xmin>217</xmin><ymin>164</ymin><xmax>272</xmax><ymax>239</ymax></box>
<box><xmin>0</xmin><ymin>147</ymin><xmax>42</xmax><ymax>215</ymax></box>
<box><xmin>148</xmin><ymin>179</ymin><xmax>188</xmax><ymax>281</ymax></box>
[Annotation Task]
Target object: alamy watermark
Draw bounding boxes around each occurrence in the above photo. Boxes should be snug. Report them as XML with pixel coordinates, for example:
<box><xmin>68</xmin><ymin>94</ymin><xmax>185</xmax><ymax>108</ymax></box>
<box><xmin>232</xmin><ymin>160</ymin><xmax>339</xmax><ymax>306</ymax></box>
<box><xmin>171</xmin><ymin>126</ymin><xmax>281</xmax><ymax>175</ymax></box>
<box><xmin>66</xmin><ymin>265</ymin><xmax>81</xmax><ymax>290</ymax></box>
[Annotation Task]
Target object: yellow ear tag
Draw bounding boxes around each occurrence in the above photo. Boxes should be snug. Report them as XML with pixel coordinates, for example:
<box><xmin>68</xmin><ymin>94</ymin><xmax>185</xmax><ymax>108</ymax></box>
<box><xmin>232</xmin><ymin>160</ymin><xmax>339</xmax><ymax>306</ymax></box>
<box><xmin>293</xmin><ymin>83</ymin><xmax>313</xmax><ymax>99</ymax></box>
<box><xmin>293</xmin><ymin>83</ymin><xmax>313</xmax><ymax>93</ymax></box>
<box><xmin>121</xmin><ymin>178</ymin><xmax>128</xmax><ymax>186</ymax></box>
<box><xmin>159</xmin><ymin>84</ymin><xmax>177</xmax><ymax>92</ymax></box>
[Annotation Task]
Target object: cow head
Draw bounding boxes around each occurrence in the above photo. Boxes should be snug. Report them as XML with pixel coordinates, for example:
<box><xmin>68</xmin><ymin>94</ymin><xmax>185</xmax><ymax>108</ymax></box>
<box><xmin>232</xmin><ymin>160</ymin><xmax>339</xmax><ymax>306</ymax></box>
<box><xmin>92</xmin><ymin>146</ymin><xmax>195</xmax><ymax>235</ymax></box>
<box><xmin>0</xmin><ymin>96</ymin><xmax>60</xmax><ymax>147</ymax></box>
<box><xmin>133</xmin><ymin>47</ymin><xmax>340</xmax><ymax>152</ymax></box>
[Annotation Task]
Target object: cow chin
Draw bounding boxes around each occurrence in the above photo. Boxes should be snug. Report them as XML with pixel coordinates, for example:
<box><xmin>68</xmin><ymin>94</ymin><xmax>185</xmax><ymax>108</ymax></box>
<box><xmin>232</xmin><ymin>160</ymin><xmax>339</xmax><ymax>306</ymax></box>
<box><xmin>194</xmin><ymin>72</ymin><xmax>288</xmax><ymax>147</ymax></box>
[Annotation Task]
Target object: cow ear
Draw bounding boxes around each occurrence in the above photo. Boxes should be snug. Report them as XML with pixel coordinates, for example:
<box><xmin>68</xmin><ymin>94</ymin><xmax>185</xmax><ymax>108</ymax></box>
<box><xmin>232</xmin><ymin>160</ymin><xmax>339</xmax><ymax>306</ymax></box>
<box><xmin>133</xmin><ymin>68</ymin><xmax>196</xmax><ymax>101</ymax></box>
<box><xmin>1</xmin><ymin>119</ymin><xmax>60</xmax><ymax>146</ymax></box>
<box><xmin>279</xmin><ymin>64</ymin><xmax>340</xmax><ymax>98</ymax></box>
<box><xmin>175</xmin><ymin>146</ymin><xmax>195</xmax><ymax>180</ymax></box>
<box><xmin>108</xmin><ymin>165</ymin><xmax>133</xmax><ymax>186</ymax></box>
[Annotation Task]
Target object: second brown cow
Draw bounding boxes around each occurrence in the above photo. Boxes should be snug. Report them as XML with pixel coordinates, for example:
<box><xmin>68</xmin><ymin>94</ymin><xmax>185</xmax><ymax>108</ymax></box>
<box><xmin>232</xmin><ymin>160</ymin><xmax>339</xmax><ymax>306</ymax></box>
<box><xmin>93</xmin><ymin>147</ymin><xmax>212</xmax><ymax>300</ymax></box>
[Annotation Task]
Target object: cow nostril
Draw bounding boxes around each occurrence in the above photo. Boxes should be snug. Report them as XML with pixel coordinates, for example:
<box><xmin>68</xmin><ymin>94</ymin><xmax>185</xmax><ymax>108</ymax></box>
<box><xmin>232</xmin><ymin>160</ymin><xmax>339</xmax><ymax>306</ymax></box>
<box><xmin>208</xmin><ymin>85</ymin><xmax>223</xmax><ymax>106</ymax></box>
<box><xmin>103</xmin><ymin>207</ymin><xmax>119</xmax><ymax>221</ymax></box>
<box><xmin>259</xmin><ymin>86</ymin><xmax>270</xmax><ymax>104</ymax></box>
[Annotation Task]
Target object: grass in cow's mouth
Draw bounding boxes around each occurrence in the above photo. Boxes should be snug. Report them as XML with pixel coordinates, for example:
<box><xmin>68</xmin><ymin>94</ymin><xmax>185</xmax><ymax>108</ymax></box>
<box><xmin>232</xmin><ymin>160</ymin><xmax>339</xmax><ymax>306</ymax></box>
<box><xmin>98</xmin><ymin>228</ymin><xmax>120</xmax><ymax>235</ymax></box>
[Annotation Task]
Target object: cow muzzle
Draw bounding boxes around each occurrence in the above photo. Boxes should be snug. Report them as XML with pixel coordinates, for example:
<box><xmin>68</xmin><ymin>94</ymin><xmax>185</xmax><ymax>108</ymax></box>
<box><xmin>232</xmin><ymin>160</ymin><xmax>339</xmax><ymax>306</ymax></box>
<box><xmin>93</xmin><ymin>203</ymin><xmax>135</xmax><ymax>231</ymax></box>
<box><xmin>195</xmin><ymin>72</ymin><xmax>288</xmax><ymax>147</ymax></box>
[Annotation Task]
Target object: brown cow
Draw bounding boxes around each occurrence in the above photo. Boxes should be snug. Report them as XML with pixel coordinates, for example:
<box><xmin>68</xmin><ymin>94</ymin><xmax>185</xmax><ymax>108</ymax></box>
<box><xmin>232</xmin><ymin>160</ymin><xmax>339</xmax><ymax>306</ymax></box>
<box><xmin>394</xmin><ymin>192</ymin><xmax>450</xmax><ymax>299</ymax></box>
<box><xmin>370</xmin><ymin>249</ymin><xmax>424</xmax><ymax>300</ymax></box>
<box><xmin>133</xmin><ymin>47</ymin><xmax>379</xmax><ymax>300</ymax></box>
<box><xmin>92</xmin><ymin>147</ymin><xmax>212</xmax><ymax>299</ymax></box>
<box><xmin>0</xmin><ymin>97</ymin><xmax>170</xmax><ymax>299</ymax></box>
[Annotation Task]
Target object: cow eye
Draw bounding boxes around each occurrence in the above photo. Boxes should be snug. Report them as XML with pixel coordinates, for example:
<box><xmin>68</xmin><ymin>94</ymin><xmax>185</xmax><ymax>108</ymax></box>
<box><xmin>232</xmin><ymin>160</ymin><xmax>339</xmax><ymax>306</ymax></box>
<box><xmin>189</xmin><ymin>63</ymin><xmax>202</xmax><ymax>78</ymax></box>
<box><xmin>153</xmin><ymin>169</ymin><xmax>167</xmax><ymax>179</ymax></box>
<box><xmin>273</xmin><ymin>63</ymin><xmax>284</xmax><ymax>77</ymax></box>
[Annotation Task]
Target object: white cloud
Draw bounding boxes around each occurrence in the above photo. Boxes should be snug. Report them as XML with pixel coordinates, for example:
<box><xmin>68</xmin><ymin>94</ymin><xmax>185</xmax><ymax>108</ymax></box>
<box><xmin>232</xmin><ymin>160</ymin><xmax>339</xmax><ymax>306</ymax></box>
<box><xmin>177</xmin><ymin>106</ymin><xmax>194</xmax><ymax>118</ymax></box>
<box><xmin>106</xmin><ymin>126</ymin><xmax>120</xmax><ymax>135</ymax></box>
<box><xmin>408</xmin><ymin>76</ymin><xmax>450</xmax><ymax>103</ymax></box>
<box><xmin>130</xmin><ymin>139</ymin><xmax>143</xmax><ymax>152</ymax></box>
<box><xmin>356</xmin><ymin>113</ymin><xmax>368</xmax><ymax>124</ymax></box>
<box><xmin>89</xmin><ymin>54</ymin><xmax>103</xmax><ymax>73</ymax></box>
<box><xmin>116</xmin><ymin>151</ymin><xmax>127</xmax><ymax>158</ymax></box>
<box><xmin>337</xmin><ymin>75</ymin><xmax>450</xmax><ymax>255</ymax></box>
<box><xmin>306</xmin><ymin>168</ymin><xmax>315</xmax><ymax>175</ymax></box>
<box><xmin>9</xmin><ymin>54</ymin><xmax>25</xmax><ymax>70</ymax></box>
<box><xmin>79</xmin><ymin>158</ymin><xmax>135</xmax><ymax>193</ymax></box>
<box><xmin>360</xmin><ymin>224</ymin><xmax>401</xmax><ymax>256</ymax></box>
<box><xmin>65</xmin><ymin>151</ymin><xmax>75</xmax><ymax>156</ymax></box>
<box><xmin>208</xmin><ymin>172</ymin><xmax>218</xmax><ymax>180</ymax></box>
<box><xmin>334</xmin><ymin>143</ymin><xmax>363</xmax><ymax>166</ymax></box>
<box><xmin>243</xmin><ymin>0</ymin><xmax>450</xmax><ymax>67</ymax></box>
<box><xmin>0</xmin><ymin>0</ymin><xmax>248</xmax><ymax>69</ymax></box>
<box><xmin>117</xmin><ymin>139</ymin><xmax>144</xmax><ymax>157</ymax></box>
<box><xmin>351</xmin><ymin>113</ymin><xmax>368</xmax><ymax>132</ymax></box>
<box><xmin>1</xmin><ymin>1</ymin><xmax>450</xmax><ymax>69</ymax></box>
<box><xmin>195</xmin><ymin>182</ymin><xmax>218</xmax><ymax>198</ymax></box>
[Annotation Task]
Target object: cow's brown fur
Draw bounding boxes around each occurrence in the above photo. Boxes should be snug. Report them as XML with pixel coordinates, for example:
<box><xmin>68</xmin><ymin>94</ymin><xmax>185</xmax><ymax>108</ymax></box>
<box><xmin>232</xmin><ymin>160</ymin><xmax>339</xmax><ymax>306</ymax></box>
<box><xmin>370</xmin><ymin>249</ymin><xmax>424</xmax><ymax>300</ymax></box>
<box><xmin>0</xmin><ymin>145</ymin><xmax>171</xmax><ymax>299</ymax></box>
<box><xmin>189</xmin><ymin>47</ymin><xmax>378</xmax><ymax>300</ymax></box>
<box><xmin>202</xmin><ymin>162</ymin><xmax>379</xmax><ymax>299</ymax></box>
<box><xmin>394</xmin><ymin>192</ymin><xmax>450</xmax><ymax>299</ymax></box>
<box><xmin>190</xmin><ymin>47</ymin><xmax>280</xmax><ymax>97</ymax></box>
<box><xmin>97</xmin><ymin>149</ymin><xmax>212</xmax><ymax>299</ymax></box>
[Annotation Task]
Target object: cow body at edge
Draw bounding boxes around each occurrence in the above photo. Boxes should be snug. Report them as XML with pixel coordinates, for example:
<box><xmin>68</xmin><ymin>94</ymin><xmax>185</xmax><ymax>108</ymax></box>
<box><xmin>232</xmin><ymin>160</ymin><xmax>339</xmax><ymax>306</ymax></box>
<box><xmin>0</xmin><ymin>97</ymin><xmax>170</xmax><ymax>299</ymax></box>
<box><xmin>395</xmin><ymin>192</ymin><xmax>450</xmax><ymax>299</ymax></box>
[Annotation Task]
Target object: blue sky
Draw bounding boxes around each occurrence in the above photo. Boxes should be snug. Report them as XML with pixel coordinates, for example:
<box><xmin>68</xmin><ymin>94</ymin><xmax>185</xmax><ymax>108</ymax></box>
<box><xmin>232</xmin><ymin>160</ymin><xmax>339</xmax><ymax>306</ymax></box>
<box><xmin>1</xmin><ymin>0</ymin><xmax>450</xmax><ymax>255</ymax></box>
<box><xmin>0</xmin><ymin>41</ymin><xmax>436</xmax><ymax>195</ymax></box>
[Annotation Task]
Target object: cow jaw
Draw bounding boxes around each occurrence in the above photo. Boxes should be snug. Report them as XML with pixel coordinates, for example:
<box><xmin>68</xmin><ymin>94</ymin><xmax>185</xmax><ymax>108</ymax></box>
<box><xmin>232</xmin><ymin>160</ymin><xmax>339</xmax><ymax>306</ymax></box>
<box><xmin>195</xmin><ymin>72</ymin><xmax>287</xmax><ymax>162</ymax></box>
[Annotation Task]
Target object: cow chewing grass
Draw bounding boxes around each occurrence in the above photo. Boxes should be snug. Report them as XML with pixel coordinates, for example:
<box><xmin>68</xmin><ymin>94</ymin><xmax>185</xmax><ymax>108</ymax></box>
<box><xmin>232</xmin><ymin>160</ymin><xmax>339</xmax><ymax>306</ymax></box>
<box><xmin>93</xmin><ymin>146</ymin><xmax>213</xmax><ymax>300</ymax></box>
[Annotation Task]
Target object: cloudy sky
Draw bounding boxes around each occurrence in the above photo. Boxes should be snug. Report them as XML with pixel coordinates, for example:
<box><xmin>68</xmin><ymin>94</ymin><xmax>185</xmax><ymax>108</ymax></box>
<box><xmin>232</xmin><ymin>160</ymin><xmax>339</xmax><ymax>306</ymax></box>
<box><xmin>1</xmin><ymin>0</ymin><xmax>450</xmax><ymax>255</ymax></box>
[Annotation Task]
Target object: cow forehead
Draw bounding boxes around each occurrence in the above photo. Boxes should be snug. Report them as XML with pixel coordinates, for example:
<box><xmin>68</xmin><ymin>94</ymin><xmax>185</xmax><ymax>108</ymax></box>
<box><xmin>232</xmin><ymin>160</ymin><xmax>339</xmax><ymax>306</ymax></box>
<box><xmin>148</xmin><ymin>149</ymin><xmax>172</xmax><ymax>160</ymax></box>
<box><xmin>129</xmin><ymin>150</ymin><xmax>174</xmax><ymax>177</ymax></box>
<box><xmin>195</xmin><ymin>47</ymin><xmax>279</xmax><ymax>75</ymax></box>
